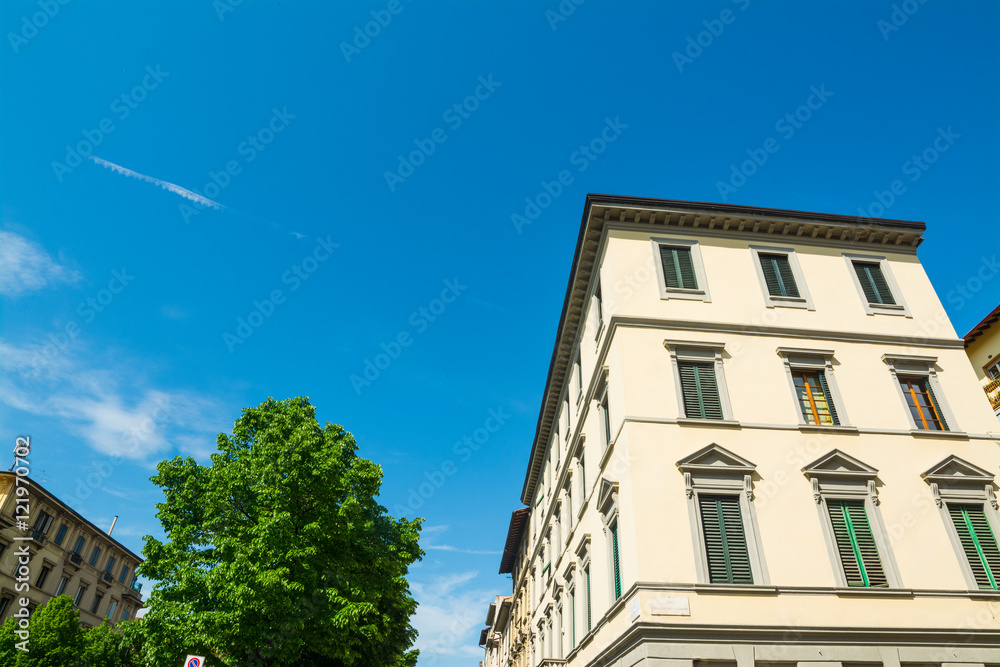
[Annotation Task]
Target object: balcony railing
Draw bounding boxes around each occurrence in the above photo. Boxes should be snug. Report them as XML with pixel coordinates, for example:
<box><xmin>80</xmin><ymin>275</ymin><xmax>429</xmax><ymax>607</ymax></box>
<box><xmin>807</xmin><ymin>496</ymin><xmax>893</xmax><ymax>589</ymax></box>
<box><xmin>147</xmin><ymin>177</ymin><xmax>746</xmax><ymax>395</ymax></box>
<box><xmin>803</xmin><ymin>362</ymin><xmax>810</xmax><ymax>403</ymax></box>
<box><xmin>985</xmin><ymin>377</ymin><xmax>1000</xmax><ymax>411</ymax></box>
<box><xmin>66</xmin><ymin>552</ymin><xmax>82</xmax><ymax>566</ymax></box>
<box><xmin>102</xmin><ymin>572</ymin><xmax>114</xmax><ymax>583</ymax></box>
<box><xmin>30</xmin><ymin>530</ymin><xmax>46</xmax><ymax>545</ymax></box>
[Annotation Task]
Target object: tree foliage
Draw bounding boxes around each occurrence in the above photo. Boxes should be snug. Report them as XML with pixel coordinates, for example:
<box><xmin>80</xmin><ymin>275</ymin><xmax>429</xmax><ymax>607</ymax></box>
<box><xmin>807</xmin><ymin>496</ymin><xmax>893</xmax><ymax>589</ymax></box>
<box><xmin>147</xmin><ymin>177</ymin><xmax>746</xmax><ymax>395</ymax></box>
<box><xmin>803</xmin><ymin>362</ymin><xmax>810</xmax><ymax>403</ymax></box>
<box><xmin>137</xmin><ymin>397</ymin><xmax>423</xmax><ymax>666</ymax></box>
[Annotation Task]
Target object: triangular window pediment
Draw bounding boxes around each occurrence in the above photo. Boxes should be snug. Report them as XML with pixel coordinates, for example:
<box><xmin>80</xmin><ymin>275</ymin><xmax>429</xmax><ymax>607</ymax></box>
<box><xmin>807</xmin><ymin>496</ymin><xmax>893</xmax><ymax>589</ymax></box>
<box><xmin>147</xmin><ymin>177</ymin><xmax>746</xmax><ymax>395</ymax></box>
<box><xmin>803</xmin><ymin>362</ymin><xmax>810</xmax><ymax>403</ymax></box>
<box><xmin>676</xmin><ymin>443</ymin><xmax>756</xmax><ymax>474</ymax></box>
<box><xmin>803</xmin><ymin>449</ymin><xmax>878</xmax><ymax>480</ymax></box>
<box><xmin>921</xmin><ymin>455</ymin><xmax>994</xmax><ymax>485</ymax></box>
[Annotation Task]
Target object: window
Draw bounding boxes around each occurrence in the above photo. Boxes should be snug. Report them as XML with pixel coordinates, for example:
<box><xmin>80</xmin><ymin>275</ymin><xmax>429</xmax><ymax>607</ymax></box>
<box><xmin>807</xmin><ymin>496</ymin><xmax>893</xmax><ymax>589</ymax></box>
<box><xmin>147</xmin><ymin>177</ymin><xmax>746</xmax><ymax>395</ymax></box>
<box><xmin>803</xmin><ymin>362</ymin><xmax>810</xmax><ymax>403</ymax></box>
<box><xmin>948</xmin><ymin>504</ymin><xmax>1000</xmax><ymax>590</ymax></box>
<box><xmin>898</xmin><ymin>376</ymin><xmax>947</xmax><ymax>431</ymax></box>
<box><xmin>666</xmin><ymin>341</ymin><xmax>733</xmax><ymax>422</ymax></box>
<box><xmin>105</xmin><ymin>556</ymin><xmax>116</xmax><ymax>574</ymax></box>
<box><xmin>33</xmin><ymin>511</ymin><xmax>53</xmax><ymax>535</ymax></box>
<box><xmin>924</xmin><ymin>456</ymin><xmax>1000</xmax><ymax>591</ymax></box>
<box><xmin>828</xmin><ymin>499</ymin><xmax>888</xmax><ymax>587</ymax></box>
<box><xmin>54</xmin><ymin>524</ymin><xmax>68</xmax><ymax>546</ymax></box>
<box><xmin>677</xmin><ymin>444</ymin><xmax>769</xmax><ymax>585</ymax></box>
<box><xmin>793</xmin><ymin>370</ymin><xmax>838</xmax><ymax>425</ymax></box>
<box><xmin>90</xmin><ymin>593</ymin><xmax>103</xmax><ymax>614</ymax></box>
<box><xmin>883</xmin><ymin>355</ymin><xmax>956</xmax><ymax>433</ymax></box>
<box><xmin>698</xmin><ymin>495</ymin><xmax>753</xmax><ymax>584</ymax></box>
<box><xmin>593</xmin><ymin>281</ymin><xmax>603</xmax><ymax>337</ymax></box>
<box><xmin>845</xmin><ymin>254</ymin><xmax>909</xmax><ymax>316</ymax></box>
<box><xmin>584</xmin><ymin>565</ymin><xmax>592</xmax><ymax>631</ymax></box>
<box><xmin>678</xmin><ymin>361</ymin><xmax>723</xmax><ymax>420</ymax></box>
<box><xmin>805</xmin><ymin>449</ymin><xmax>901</xmax><ymax>588</ymax></box>
<box><xmin>74</xmin><ymin>585</ymin><xmax>86</xmax><ymax>606</ymax></box>
<box><xmin>106</xmin><ymin>600</ymin><xmax>117</xmax><ymax>621</ymax></box>
<box><xmin>987</xmin><ymin>363</ymin><xmax>1000</xmax><ymax>381</ymax></box>
<box><xmin>120</xmin><ymin>607</ymin><xmax>130</xmax><ymax>621</ymax></box>
<box><xmin>569</xmin><ymin>586</ymin><xmax>576</xmax><ymax>648</ymax></box>
<box><xmin>574</xmin><ymin>354</ymin><xmax>583</xmax><ymax>402</ymax></box>
<box><xmin>0</xmin><ymin>597</ymin><xmax>11</xmax><ymax>617</ymax></box>
<box><xmin>89</xmin><ymin>546</ymin><xmax>101</xmax><ymax>566</ymax></box>
<box><xmin>56</xmin><ymin>577</ymin><xmax>68</xmax><ymax>596</ymax></box>
<box><xmin>35</xmin><ymin>565</ymin><xmax>51</xmax><ymax>589</ymax></box>
<box><xmin>73</xmin><ymin>536</ymin><xmax>85</xmax><ymax>554</ymax></box>
<box><xmin>610</xmin><ymin>520</ymin><xmax>622</xmax><ymax>600</ymax></box>
<box><xmin>600</xmin><ymin>394</ymin><xmax>611</xmax><ymax>446</ymax></box>
<box><xmin>853</xmin><ymin>261</ymin><xmax>895</xmax><ymax>305</ymax></box>
<box><xmin>574</xmin><ymin>537</ymin><xmax>592</xmax><ymax>633</ymax></box>
<box><xmin>750</xmin><ymin>246</ymin><xmax>814</xmax><ymax>309</ymax></box>
<box><xmin>652</xmin><ymin>238</ymin><xmax>711</xmax><ymax>301</ymax></box>
<box><xmin>119</xmin><ymin>565</ymin><xmax>129</xmax><ymax>584</ymax></box>
<box><xmin>660</xmin><ymin>245</ymin><xmax>697</xmax><ymax>289</ymax></box>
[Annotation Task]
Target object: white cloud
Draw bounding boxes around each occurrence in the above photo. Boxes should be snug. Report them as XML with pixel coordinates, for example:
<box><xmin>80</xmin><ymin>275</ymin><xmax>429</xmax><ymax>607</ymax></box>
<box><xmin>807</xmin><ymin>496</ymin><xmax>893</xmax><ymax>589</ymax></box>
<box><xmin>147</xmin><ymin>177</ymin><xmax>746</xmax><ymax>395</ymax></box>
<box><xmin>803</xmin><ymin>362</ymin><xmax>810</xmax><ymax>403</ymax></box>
<box><xmin>0</xmin><ymin>339</ymin><xmax>223</xmax><ymax>461</ymax></box>
<box><xmin>421</xmin><ymin>524</ymin><xmax>501</xmax><ymax>555</ymax></box>
<box><xmin>410</xmin><ymin>570</ymin><xmax>490</xmax><ymax>660</ymax></box>
<box><xmin>0</xmin><ymin>230</ymin><xmax>80</xmax><ymax>297</ymax></box>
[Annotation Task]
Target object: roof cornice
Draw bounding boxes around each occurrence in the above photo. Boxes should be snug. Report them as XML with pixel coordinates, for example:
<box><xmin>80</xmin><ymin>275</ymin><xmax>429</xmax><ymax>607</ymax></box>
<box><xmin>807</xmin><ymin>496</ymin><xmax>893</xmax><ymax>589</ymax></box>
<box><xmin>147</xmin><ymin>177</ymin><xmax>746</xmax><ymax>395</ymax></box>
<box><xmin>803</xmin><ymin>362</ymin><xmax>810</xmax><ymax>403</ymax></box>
<box><xmin>519</xmin><ymin>194</ymin><xmax>927</xmax><ymax>504</ymax></box>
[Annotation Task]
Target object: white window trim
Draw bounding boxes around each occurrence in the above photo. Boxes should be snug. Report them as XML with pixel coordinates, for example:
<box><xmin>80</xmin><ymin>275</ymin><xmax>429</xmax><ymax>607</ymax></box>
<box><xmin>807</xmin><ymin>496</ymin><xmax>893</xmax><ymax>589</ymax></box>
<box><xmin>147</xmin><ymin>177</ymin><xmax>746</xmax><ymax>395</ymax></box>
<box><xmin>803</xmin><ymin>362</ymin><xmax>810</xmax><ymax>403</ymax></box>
<box><xmin>804</xmin><ymin>450</ymin><xmax>903</xmax><ymax>589</ymax></box>
<box><xmin>592</xmin><ymin>278</ymin><xmax>605</xmax><ymax>341</ymax></box>
<box><xmin>843</xmin><ymin>252</ymin><xmax>911</xmax><ymax>317</ymax></box>
<box><xmin>882</xmin><ymin>354</ymin><xmax>961</xmax><ymax>434</ymax></box>
<box><xmin>776</xmin><ymin>347</ymin><xmax>852</xmax><ymax>428</ymax></box>
<box><xmin>923</xmin><ymin>456</ymin><xmax>1000</xmax><ymax>591</ymax></box>
<box><xmin>598</xmin><ymin>480</ymin><xmax>622</xmax><ymax>604</ymax></box>
<box><xmin>663</xmin><ymin>340</ymin><xmax>735</xmax><ymax>423</ymax></box>
<box><xmin>749</xmin><ymin>245</ymin><xmax>814</xmax><ymax>310</ymax></box>
<box><xmin>651</xmin><ymin>237</ymin><xmax>712</xmax><ymax>302</ymax></box>
<box><xmin>677</xmin><ymin>444</ymin><xmax>769</xmax><ymax>585</ymax></box>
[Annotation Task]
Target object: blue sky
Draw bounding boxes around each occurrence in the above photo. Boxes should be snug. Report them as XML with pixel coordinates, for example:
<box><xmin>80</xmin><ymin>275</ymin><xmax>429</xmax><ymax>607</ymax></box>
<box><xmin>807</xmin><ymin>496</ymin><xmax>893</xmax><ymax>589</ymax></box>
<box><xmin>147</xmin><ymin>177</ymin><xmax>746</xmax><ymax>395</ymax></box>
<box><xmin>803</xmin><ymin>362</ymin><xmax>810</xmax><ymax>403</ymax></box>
<box><xmin>1</xmin><ymin>0</ymin><xmax>998</xmax><ymax>663</ymax></box>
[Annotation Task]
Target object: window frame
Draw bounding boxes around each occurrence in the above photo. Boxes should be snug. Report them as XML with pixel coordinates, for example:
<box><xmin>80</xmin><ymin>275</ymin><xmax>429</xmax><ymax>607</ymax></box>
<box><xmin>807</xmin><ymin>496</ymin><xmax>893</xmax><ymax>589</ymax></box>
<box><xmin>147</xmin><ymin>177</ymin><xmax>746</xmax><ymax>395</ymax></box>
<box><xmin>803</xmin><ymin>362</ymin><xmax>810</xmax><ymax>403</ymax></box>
<box><xmin>664</xmin><ymin>340</ymin><xmax>735</xmax><ymax>423</ymax></box>
<box><xmin>843</xmin><ymin>253</ymin><xmax>911</xmax><ymax>317</ymax></box>
<box><xmin>777</xmin><ymin>348</ymin><xmax>851</xmax><ymax>429</ymax></box>
<box><xmin>749</xmin><ymin>245</ymin><xmax>814</xmax><ymax>310</ymax></box>
<box><xmin>804</xmin><ymin>450</ymin><xmax>902</xmax><ymax>589</ymax></box>
<box><xmin>923</xmin><ymin>455</ymin><xmax>1000</xmax><ymax>591</ymax></box>
<box><xmin>676</xmin><ymin>444</ymin><xmax>769</xmax><ymax>586</ymax></box>
<box><xmin>598</xmin><ymin>481</ymin><xmax>623</xmax><ymax>603</ymax></box>
<box><xmin>651</xmin><ymin>237</ymin><xmax>712</xmax><ymax>302</ymax></box>
<box><xmin>574</xmin><ymin>535</ymin><xmax>592</xmax><ymax>634</ymax></box>
<box><xmin>882</xmin><ymin>354</ymin><xmax>960</xmax><ymax>434</ymax></box>
<box><xmin>53</xmin><ymin>524</ymin><xmax>68</xmax><ymax>547</ymax></box>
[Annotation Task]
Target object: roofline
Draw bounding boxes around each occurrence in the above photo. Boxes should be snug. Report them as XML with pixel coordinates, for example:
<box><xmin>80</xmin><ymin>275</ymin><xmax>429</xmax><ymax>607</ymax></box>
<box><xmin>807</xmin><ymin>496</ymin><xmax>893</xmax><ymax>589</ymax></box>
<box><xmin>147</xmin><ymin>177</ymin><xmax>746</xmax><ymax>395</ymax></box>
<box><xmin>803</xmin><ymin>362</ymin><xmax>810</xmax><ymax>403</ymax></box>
<box><xmin>0</xmin><ymin>471</ymin><xmax>143</xmax><ymax>563</ymax></box>
<box><xmin>498</xmin><ymin>508</ymin><xmax>529</xmax><ymax>574</ymax></box>
<box><xmin>963</xmin><ymin>303</ymin><xmax>1000</xmax><ymax>346</ymax></box>
<box><xmin>519</xmin><ymin>194</ymin><xmax>928</xmax><ymax>504</ymax></box>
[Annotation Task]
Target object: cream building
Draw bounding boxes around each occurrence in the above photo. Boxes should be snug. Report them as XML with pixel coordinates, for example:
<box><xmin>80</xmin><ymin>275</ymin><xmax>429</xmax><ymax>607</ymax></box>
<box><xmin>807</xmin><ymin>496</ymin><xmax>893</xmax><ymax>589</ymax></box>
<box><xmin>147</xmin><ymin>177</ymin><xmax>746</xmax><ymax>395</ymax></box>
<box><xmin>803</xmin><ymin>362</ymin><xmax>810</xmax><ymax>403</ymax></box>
<box><xmin>498</xmin><ymin>195</ymin><xmax>1000</xmax><ymax>667</ymax></box>
<box><xmin>963</xmin><ymin>304</ymin><xmax>1000</xmax><ymax>420</ymax></box>
<box><xmin>0</xmin><ymin>471</ymin><xmax>143</xmax><ymax>627</ymax></box>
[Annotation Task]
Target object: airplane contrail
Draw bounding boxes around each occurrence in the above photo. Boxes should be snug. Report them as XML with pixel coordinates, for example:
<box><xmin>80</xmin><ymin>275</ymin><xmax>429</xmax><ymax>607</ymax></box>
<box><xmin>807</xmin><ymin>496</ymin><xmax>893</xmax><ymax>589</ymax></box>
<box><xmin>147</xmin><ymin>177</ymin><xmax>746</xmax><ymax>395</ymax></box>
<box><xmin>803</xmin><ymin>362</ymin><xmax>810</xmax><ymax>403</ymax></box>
<box><xmin>89</xmin><ymin>156</ymin><xmax>224</xmax><ymax>210</ymax></box>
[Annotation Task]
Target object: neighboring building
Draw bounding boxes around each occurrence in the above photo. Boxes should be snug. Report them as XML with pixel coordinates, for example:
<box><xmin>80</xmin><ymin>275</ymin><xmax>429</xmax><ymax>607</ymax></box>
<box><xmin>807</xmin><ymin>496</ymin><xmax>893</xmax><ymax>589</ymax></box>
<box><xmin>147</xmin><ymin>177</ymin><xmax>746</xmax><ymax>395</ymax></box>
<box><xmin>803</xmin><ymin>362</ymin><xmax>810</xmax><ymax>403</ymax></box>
<box><xmin>492</xmin><ymin>195</ymin><xmax>1000</xmax><ymax>666</ymax></box>
<box><xmin>963</xmin><ymin>303</ymin><xmax>1000</xmax><ymax>420</ymax></box>
<box><xmin>479</xmin><ymin>594</ymin><xmax>512</xmax><ymax>667</ymax></box>
<box><xmin>498</xmin><ymin>508</ymin><xmax>530</xmax><ymax>667</ymax></box>
<box><xmin>0</xmin><ymin>471</ymin><xmax>143</xmax><ymax>627</ymax></box>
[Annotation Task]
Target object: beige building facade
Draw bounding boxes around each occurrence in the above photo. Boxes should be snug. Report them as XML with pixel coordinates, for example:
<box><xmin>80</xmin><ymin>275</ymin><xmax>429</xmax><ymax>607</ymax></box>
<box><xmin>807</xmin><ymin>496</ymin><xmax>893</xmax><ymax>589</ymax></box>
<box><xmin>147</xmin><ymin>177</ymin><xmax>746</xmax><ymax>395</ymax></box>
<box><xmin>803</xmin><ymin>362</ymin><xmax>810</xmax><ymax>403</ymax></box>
<box><xmin>963</xmin><ymin>304</ymin><xmax>1000</xmax><ymax>420</ymax></box>
<box><xmin>494</xmin><ymin>196</ymin><xmax>1000</xmax><ymax>667</ymax></box>
<box><xmin>0</xmin><ymin>471</ymin><xmax>143</xmax><ymax>627</ymax></box>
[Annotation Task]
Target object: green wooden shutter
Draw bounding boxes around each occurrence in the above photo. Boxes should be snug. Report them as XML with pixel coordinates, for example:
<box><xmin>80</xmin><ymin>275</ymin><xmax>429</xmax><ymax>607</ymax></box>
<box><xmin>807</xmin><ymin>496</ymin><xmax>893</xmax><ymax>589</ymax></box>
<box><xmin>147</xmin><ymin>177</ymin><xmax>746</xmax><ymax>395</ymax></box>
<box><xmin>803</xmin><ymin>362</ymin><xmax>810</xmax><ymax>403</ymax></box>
<box><xmin>817</xmin><ymin>371</ymin><xmax>840</xmax><ymax>425</ymax></box>
<box><xmin>570</xmin><ymin>589</ymin><xmax>576</xmax><ymax>647</ymax></box>
<box><xmin>853</xmin><ymin>262</ymin><xmax>896</xmax><ymax>305</ymax></box>
<box><xmin>759</xmin><ymin>254</ymin><xmax>800</xmax><ymax>298</ymax></box>
<box><xmin>948</xmin><ymin>504</ymin><xmax>1000</xmax><ymax>590</ymax></box>
<box><xmin>698</xmin><ymin>495</ymin><xmax>753</xmax><ymax>584</ymax></box>
<box><xmin>611</xmin><ymin>522</ymin><xmax>622</xmax><ymax>599</ymax></box>
<box><xmin>585</xmin><ymin>568</ymin><xmax>592</xmax><ymax>630</ymax></box>
<box><xmin>925</xmin><ymin>382</ymin><xmax>949</xmax><ymax>431</ymax></box>
<box><xmin>678</xmin><ymin>361</ymin><xmax>723</xmax><ymax>420</ymax></box>
<box><xmin>828</xmin><ymin>499</ymin><xmax>888</xmax><ymax>587</ymax></box>
<box><xmin>660</xmin><ymin>246</ymin><xmax>698</xmax><ymax>290</ymax></box>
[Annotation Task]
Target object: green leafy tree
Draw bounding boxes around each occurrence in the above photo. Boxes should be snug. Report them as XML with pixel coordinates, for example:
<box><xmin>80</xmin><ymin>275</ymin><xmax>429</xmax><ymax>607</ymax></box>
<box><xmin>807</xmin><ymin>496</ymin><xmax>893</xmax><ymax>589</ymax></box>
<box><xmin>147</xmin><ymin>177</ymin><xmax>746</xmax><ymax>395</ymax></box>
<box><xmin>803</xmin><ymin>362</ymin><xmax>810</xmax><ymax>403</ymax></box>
<box><xmin>0</xmin><ymin>614</ymin><xmax>19</xmax><ymax>666</ymax></box>
<box><xmin>80</xmin><ymin>619</ymin><xmax>131</xmax><ymax>667</ymax></box>
<box><xmin>8</xmin><ymin>595</ymin><xmax>84</xmax><ymax>667</ymax></box>
<box><xmin>137</xmin><ymin>397</ymin><xmax>423</xmax><ymax>667</ymax></box>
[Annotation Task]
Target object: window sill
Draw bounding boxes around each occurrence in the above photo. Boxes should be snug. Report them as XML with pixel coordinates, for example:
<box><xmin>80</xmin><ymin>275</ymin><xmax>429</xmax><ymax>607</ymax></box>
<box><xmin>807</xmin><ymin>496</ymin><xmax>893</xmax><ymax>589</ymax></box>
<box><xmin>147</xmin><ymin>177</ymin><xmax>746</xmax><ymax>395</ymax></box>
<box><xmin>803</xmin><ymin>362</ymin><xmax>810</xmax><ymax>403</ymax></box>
<box><xmin>693</xmin><ymin>584</ymin><xmax>778</xmax><ymax>595</ymax></box>
<box><xmin>832</xmin><ymin>587</ymin><xmax>914</xmax><ymax>598</ymax></box>
<box><xmin>660</xmin><ymin>288</ymin><xmax>710</xmax><ymax>302</ymax></box>
<box><xmin>864</xmin><ymin>304</ymin><xmax>910</xmax><ymax>317</ymax></box>
<box><xmin>797</xmin><ymin>424</ymin><xmax>859</xmax><ymax>435</ymax></box>
<box><xmin>908</xmin><ymin>429</ymin><xmax>968</xmax><ymax>439</ymax></box>
<box><xmin>676</xmin><ymin>418</ymin><xmax>741</xmax><ymax>428</ymax></box>
<box><xmin>765</xmin><ymin>296</ymin><xmax>812</xmax><ymax>310</ymax></box>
